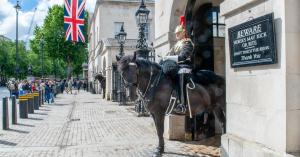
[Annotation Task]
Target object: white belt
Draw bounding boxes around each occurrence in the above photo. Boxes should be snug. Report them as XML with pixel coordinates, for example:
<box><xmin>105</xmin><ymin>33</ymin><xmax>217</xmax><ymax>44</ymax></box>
<box><xmin>178</xmin><ymin>68</ymin><xmax>192</xmax><ymax>74</ymax></box>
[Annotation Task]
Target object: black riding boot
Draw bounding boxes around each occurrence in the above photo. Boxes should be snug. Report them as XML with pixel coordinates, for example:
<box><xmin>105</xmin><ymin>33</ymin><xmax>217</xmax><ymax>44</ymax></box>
<box><xmin>174</xmin><ymin>73</ymin><xmax>186</xmax><ymax>114</ymax></box>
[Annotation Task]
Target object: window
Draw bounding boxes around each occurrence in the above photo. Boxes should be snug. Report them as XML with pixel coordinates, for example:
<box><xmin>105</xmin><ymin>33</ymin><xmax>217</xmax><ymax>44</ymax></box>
<box><xmin>212</xmin><ymin>7</ymin><xmax>225</xmax><ymax>37</ymax></box>
<box><xmin>114</xmin><ymin>22</ymin><xmax>124</xmax><ymax>37</ymax></box>
<box><xmin>144</xmin><ymin>22</ymin><xmax>150</xmax><ymax>40</ymax></box>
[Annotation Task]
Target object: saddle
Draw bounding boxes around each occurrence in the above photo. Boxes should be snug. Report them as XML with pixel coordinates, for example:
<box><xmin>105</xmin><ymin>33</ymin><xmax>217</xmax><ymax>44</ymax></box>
<box><xmin>160</xmin><ymin>59</ymin><xmax>223</xmax><ymax>86</ymax></box>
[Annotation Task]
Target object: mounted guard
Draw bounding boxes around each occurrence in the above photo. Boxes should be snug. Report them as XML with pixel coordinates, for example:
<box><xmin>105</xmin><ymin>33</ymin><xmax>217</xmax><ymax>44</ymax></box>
<box><xmin>163</xmin><ymin>15</ymin><xmax>194</xmax><ymax>114</ymax></box>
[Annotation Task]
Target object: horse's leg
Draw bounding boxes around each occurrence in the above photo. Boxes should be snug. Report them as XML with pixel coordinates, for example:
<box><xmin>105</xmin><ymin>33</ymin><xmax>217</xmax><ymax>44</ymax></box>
<box><xmin>213</xmin><ymin>105</ymin><xmax>226</xmax><ymax>134</ymax></box>
<box><xmin>152</xmin><ymin>113</ymin><xmax>165</xmax><ymax>157</ymax></box>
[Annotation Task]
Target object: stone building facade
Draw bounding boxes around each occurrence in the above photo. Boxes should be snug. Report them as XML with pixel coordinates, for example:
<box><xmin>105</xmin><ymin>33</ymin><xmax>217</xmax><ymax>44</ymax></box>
<box><xmin>155</xmin><ymin>0</ymin><xmax>300</xmax><ymax>157</ymax></box>
<box><xmin>88</xmin><ymin>0</ymin><xmax>155</xmax><ymax>100</ymax></box>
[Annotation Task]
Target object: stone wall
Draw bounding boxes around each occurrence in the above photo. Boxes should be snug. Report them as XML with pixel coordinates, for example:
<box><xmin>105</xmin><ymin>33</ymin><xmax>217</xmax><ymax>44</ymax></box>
<box><xmin>88</xmin><ymin>0</ymin><xmax>155</xmax><ymax>100</ymax></box>
<box><xmin>154</xmin><ymin>0</ymin><xmax>188</xmax><ymax>60</ymax></box>
<box><xmin>221</xmin><ymin>0</ymin><xmax>299</xmax><ymax>156</ymax></box>
<box><xmin>285</xmin><ymin>0</ymin><xmax>300</xmax><ymax>153</ymax></box>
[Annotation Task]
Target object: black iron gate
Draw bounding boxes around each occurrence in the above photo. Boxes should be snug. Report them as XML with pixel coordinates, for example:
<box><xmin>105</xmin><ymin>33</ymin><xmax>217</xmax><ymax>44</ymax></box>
<box><xmin>112</xmin><ymin>64</ymin><xmax>119</xmax><ymax>102</ymax></box>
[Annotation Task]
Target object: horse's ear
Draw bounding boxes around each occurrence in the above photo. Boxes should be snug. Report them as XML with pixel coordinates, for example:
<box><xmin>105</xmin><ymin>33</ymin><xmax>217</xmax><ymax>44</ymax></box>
<box><xmin>116</xmin><ymin>55</ymin><xmax>121</xmax><ymax>61</ymax></box>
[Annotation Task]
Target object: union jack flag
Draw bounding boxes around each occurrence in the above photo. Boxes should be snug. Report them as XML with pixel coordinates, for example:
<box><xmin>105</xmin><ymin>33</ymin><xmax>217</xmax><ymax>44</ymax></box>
<box><xmin>64</xmin><ymin>0</ymin><xmax>86</xmax><ymax>42</ymax></box>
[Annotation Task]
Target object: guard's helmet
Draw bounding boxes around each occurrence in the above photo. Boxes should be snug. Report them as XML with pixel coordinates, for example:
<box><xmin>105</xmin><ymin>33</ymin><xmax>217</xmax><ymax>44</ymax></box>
<box><xmin>174</xmin><ymin>15</ymin><xmax>186</xmax><ymax>34</ymax></box>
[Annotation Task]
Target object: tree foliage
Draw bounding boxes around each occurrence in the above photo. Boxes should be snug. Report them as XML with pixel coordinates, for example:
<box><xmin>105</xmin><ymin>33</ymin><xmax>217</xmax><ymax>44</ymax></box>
<box><xmin>0</xmin><ymin>39</ymin><xmax>32</xmax><ymax>79</ymax></box>
<box><xmin>30</xmin><ymin>5</ymin><xmax>88</xmax><ymax>79</ymax></box>
<box><xmin>0</xmin><ymin>5</ymin><xmax>88</xmax><ymax>80</ymax></box>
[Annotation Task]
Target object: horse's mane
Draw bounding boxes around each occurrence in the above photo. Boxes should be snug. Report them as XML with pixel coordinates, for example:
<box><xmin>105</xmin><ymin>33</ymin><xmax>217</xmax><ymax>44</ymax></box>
<box><xmin>135</xmin><ymin>58</ymin><xmax>161</xmax><ymax>73</ymax></box>
<box><xmin>118</xmin><ymin>55</ymin><xmax>161</xmax><ymax>73</ymax></box>
<box><xmin>117</xmin><ymin>55</ymin><xmax>133</xmax><ymax>72</ymax></box>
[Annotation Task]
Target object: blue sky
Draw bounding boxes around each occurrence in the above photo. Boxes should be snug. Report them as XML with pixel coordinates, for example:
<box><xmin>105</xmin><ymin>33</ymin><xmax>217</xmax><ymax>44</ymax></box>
<box><xmin>0</xmin><ymin>0</ymin><xmax>95</xmax><ymax>46</ymax></box>
<box><xmin>8</xmin><ymin>0</ymin><xmax>39</xmax><ymax>12</ymax></box>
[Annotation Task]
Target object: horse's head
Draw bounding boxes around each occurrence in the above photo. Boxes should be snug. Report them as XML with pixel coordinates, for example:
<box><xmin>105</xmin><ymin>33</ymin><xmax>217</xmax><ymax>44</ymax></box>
<box><xmin>116</xmin><ymin>54</ymin><xmax>138</xmax><ymax>101</ymax></box>
<box><xmin>116</xmin><ymin>54</ymin><xmax>138</xmax><ymax>88</ymax></box>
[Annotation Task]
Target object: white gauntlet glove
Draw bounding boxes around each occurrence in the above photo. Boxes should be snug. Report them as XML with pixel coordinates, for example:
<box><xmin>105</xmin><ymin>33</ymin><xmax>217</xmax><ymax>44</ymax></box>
<box><xmin>163</xmin><ymin>55</ymin><xmax>178</xmax><ymax>62</ymax></box>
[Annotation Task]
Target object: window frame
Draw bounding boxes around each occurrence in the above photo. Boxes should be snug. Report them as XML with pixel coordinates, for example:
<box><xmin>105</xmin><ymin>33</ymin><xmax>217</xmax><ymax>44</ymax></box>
<box><xmin>212</xmin><ymin>7</ymin><xmax>225</xmax><ymax>38</ymax></box>
<box><xmin>114</xmin><ymin>22</ymin><xmax>125</xmax><ymax>37</ymax></box>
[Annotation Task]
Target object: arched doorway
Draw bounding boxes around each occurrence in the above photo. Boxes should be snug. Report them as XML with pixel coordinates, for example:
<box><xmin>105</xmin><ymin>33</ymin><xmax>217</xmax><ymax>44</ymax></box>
<box><xmin>184</xmin><ymin>0</ymin><xmax>226</xmax><ymax>140</ymax></box>
<box><xmin>185</xmin><ymin>0</ymin><xmax>225</xmax><ymax>74</ymax></box>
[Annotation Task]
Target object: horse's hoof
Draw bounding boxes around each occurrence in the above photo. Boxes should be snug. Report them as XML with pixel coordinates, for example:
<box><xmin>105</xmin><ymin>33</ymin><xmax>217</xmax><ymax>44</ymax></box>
<box><xmin>152</xmin><ymin>146</ymin><xmax>164</xmax><ymax>157</ymax></box>
<box><xmin>152</xmin><ymin>152</ymin><xmax>162</xmax><ymax>157</ymax></box>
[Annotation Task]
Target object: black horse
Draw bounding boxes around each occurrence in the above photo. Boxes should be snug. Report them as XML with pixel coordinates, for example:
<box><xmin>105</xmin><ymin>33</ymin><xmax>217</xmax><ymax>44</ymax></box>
<box><xmin>95</xmin><ymin>74</ymin><xmax>106</xmax><ymax>99</ymax></box>
<box><xmin>117</xmin><ymin>54</ymin><xmax>226</xmax><ymax>157</ymax></box>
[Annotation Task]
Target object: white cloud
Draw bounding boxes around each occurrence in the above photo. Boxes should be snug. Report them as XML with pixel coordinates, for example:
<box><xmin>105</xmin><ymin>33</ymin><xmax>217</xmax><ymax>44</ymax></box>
<box><xmin>0</xmin><ymin>0</ymin><xmax>95</xmax><ymax>46</ymax></box>
<box><xmin>86</xmin><ymin>0</ymin><xmax>97</xmax><ymax>13</ymax></box>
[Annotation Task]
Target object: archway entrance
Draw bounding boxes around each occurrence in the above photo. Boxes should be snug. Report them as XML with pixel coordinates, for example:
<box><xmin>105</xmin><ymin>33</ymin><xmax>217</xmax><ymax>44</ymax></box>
<box><xmin>185</xmin><ymin>0</ymin><xmax>225</xmax><ymax>74</ymax></box>
<box><xmin>184</xmin><ymin>0</ymin><xmax>226</xmax><ymax>140</ymax></box>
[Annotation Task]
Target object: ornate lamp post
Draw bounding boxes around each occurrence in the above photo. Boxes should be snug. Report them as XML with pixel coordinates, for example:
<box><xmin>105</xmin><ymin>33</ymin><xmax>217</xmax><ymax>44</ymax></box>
<box><xmin>14</xmin><ymin>0</ymin><xmax>21</xmax><ymax>79</ymax></box>
<box><xmin>116</xmin><ymin>25</ymin><xmax>127</xmax><ymax>57</ymax></box>
<box><xmin>134</xmin><ymin>0</ymin><xmax>151</xmax><ymax>116</ymax></box>
<box><xmin>116</xmin><ymin>24</ymin><xmax>127</xmax><ymax>105</ymax></box>
<box><xmin>28</xmin><ymin>64</ymin><xmax>32</xmax><ymax>76</ymax></box>
<box><xmin>135</xmin><ymin>0</ymin><xmax>150</xmax><ymax>59</ymax></box>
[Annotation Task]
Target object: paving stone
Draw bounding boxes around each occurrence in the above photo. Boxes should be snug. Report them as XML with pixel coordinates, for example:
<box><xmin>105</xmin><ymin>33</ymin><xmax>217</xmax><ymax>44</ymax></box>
<box><xmin>0</xmin><ymin>91</ymin><xmax>220</xmax><ymax>157</ymax></box>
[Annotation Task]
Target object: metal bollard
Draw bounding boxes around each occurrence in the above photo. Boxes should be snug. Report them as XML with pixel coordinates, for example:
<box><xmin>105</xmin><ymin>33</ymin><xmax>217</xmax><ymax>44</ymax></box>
<box><xmin>41</xmin><ymin>90</ymin><xmax>44</xmax><ymax>105</ymax></box>
<box><xmin>11</xmin><ymin>96</ymin><xmax>17</xmax><ymax>124</ymax></box>
<box><xmin>42</xmin><ymin>90</ymin><xmax>45</xmax><ymax>105</ymax></box>
<box><xmin>2</xmin><ymin>97</ymin><xmax>9</xmax><ymax>130</ymax></box>
<box><xmin>33</xmin><ymin>92</ymin><xmax>39</xmax><ymax>110</ymax></box>
<box><xmin>19</xmin><ymin>96</ymin><xmax>28</xmax><ymax>118</ymax></box>
<box><xmin>38</xmin><ymin>91</ymin><xmax>41</xmax><ymax>107</ymax></box>
<box><xmin>27</xmin><ymin>94</ymin><xmax>34</xmax><ymax>114</ymax></box>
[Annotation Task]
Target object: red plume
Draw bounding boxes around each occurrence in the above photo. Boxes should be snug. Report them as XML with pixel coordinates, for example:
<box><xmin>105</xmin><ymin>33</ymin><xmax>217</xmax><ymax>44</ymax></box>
<box><xmin>179</xmin><ymin>15</ymin><xmax>186</xmax><ymax>28</ymax></box>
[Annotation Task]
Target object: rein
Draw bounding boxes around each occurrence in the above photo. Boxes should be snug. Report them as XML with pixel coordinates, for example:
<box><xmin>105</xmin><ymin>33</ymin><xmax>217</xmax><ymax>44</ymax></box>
<box><xmin>137</xmin><ymin>65</ymin><xmax>162</xmax><ymax>104</ymax></box>
<box><xmin>120</xmin><ymin>61</ymin><xmax>162</xmax><ymax>110</ymax></box>
<box><xmin>121</xmin><ymin>72</ymin><xmax>137</xmax><ymax>87</ymax></box>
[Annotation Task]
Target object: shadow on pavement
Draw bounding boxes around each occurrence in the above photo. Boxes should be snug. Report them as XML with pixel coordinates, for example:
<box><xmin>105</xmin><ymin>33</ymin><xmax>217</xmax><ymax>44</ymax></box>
<box><xmin>27</xmin><ymin>117</ymin><xmax>44</xmax><ymax>121</ymax></box>
<box><xmin>0</xmin><ymin>140</ymin><xmax>17</xmax><ymax>146</ymax></box>
<box><xmin>38</xmin><ymin>109</ymin><xmax>51</xmax><ymax>111</ymax></box>
<box><xmin>52</xmin><ymin>103</ymin><xmax>69</xmax><ymax>106</ymax></box>
<box><xmin>164</xmin><ymin>152</ymin><xmax>198</xmax><ymax>157</ymax></box>
<box><xmin>16</xmin><ymin>123</ymin><xmax>35</xmax><ymax>127</ymax></box>
<box><xmin>33</xmin><ymin>112</ymin><xmax>48</xmax><ymax>115</ymax></box>
<box><xmin>8</xmin><ymin>129</ymin><xmax>29</xmax><ymax>134</ymax></box>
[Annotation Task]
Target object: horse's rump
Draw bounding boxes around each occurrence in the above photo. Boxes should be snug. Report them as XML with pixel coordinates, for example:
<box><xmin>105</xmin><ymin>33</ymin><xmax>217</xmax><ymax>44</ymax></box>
<box><xmin>192</xmin><ymin>70</ymin><xmax>224</xmax><ymax>87</ymax></box>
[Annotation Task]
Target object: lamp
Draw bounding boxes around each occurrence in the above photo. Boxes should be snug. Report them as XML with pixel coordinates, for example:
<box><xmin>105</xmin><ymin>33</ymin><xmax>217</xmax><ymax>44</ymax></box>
<box><xmin>135</xmin><ymin>0</ymin><xmax>150</xmax><ymax>58</ymax></box>
<box><xmin>135</xmin><ymin>0</ymin><xmax>150</xmax><ymax>26</ymax></box>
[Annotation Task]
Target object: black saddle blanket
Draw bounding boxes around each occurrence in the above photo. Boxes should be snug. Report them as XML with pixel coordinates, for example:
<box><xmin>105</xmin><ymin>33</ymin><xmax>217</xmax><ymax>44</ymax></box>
<box><xmin>192</xmin><ymin>70</ymin><xmax>224</xmax><ymax>86</ymax></box>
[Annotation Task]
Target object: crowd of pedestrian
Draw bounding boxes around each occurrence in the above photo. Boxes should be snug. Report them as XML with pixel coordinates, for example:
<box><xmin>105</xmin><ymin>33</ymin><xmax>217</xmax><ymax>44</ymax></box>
<box><xmin>7</xmin><ymin>79</ymin><xmax>56</xmax><ymax>104</ymax></box>
<box><xmin>7</xmin><ymin>78</ymin><xmax>88</xmax><ymax>103</ymax></box>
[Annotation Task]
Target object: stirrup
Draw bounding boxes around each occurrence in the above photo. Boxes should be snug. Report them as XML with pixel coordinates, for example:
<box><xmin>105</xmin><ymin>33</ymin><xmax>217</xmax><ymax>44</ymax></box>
<box><xmin>173</xmin><ymin>104</ymin><xmax>186</xmax><ymax>114</ymax></box>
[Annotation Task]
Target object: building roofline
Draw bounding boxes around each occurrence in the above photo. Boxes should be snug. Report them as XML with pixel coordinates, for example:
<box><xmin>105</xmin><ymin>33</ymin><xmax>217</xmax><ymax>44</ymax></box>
<box><xmin>88</xmin><ymin>0</ymin><xmax>154</xmax><ymax>33</ymax></box>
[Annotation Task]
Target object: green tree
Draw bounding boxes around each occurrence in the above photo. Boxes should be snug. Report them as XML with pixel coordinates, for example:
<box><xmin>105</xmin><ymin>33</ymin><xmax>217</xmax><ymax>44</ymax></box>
<box><xmin>30</xmin><ymin>5</ymin><xmax>88</xmax><ymax>79</ymax></box>
<box><xmin>0</xmin><ymin>38</ymin><xmax>31</xmax><ymax>79</ymax></box>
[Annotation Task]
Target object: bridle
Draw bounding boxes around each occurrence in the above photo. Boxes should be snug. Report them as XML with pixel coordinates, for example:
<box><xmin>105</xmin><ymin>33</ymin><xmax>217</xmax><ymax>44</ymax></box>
<box><xmin>120</xmin><ymin>63</ymin><xmax>138</xmax><ymax>87</ymax></box>
<box><xmin>120</xmin><ymin>61</ymin><xmax>162</xmax><ymax>104</ymax></box>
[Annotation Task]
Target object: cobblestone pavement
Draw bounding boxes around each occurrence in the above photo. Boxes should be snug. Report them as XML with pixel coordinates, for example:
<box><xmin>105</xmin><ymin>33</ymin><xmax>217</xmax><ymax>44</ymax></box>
<box><xmin>0</xmin><ymin>91</ymin><xmax>220</xmax><ymax>157</ymax></box>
